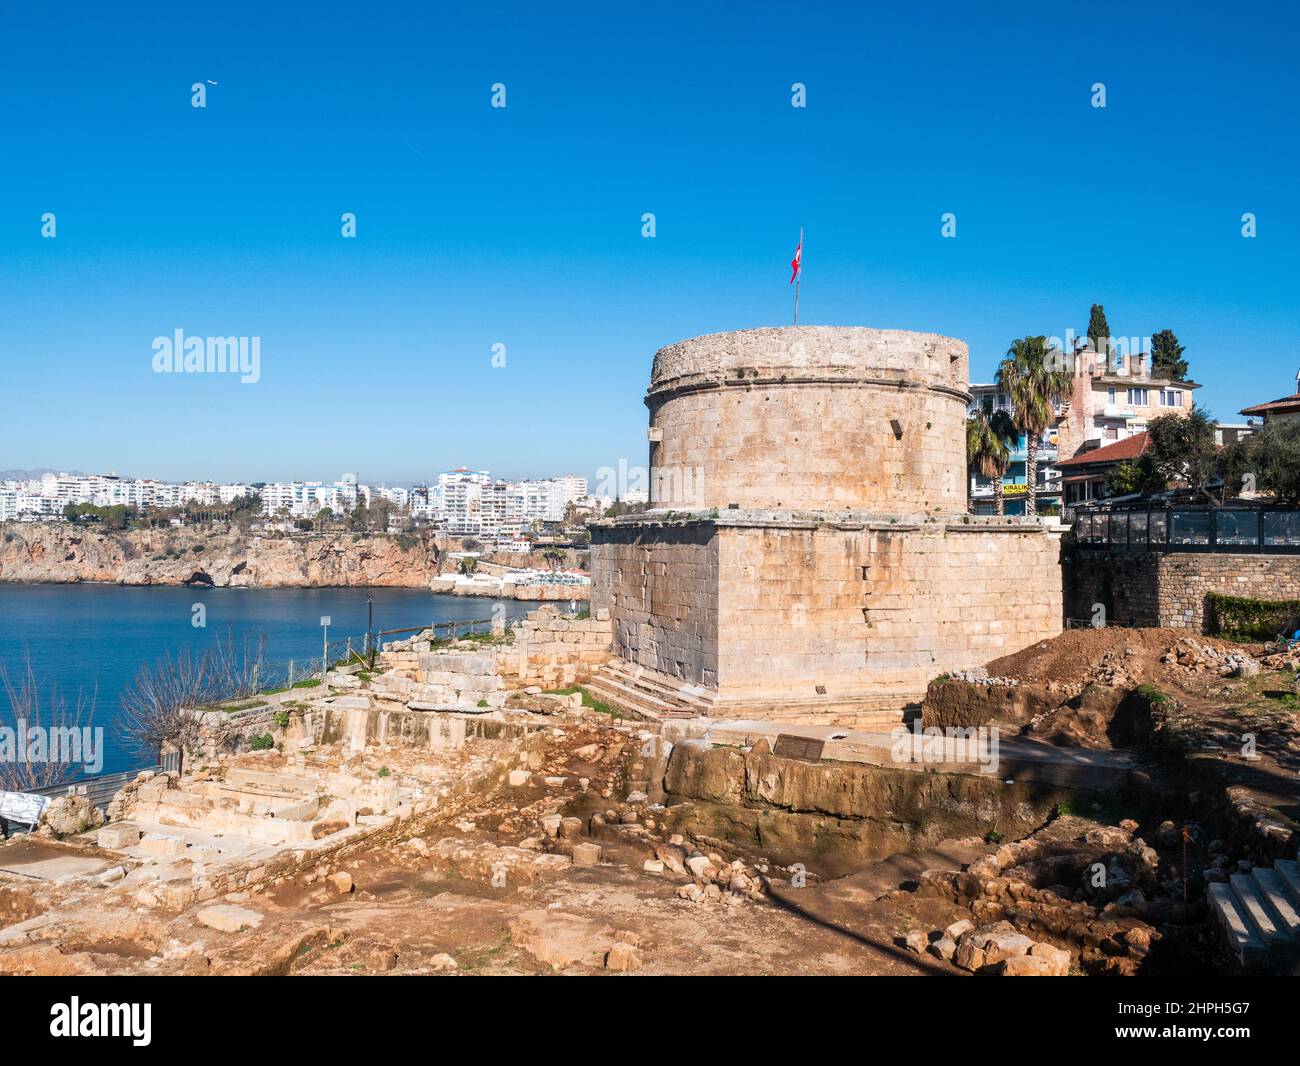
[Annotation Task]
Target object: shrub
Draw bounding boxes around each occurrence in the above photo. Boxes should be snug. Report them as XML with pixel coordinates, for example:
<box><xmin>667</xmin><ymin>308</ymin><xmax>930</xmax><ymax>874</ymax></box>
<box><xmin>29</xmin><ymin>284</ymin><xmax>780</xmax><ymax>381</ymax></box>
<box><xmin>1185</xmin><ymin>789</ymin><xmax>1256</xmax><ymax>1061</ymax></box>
<box><xmin>248</xmin><ymin>733</ymin><xmax>274</xmax><ymax>751</ymax></box>
<box><xmin>273</xmin><ymin>710</ymin><xmax>290</xmax><ymax>728</ymax></box>
<box><xmin>1206</xmin><ymin>591</ymin><xmax>1300</xmax><ymax>641</ymax></box>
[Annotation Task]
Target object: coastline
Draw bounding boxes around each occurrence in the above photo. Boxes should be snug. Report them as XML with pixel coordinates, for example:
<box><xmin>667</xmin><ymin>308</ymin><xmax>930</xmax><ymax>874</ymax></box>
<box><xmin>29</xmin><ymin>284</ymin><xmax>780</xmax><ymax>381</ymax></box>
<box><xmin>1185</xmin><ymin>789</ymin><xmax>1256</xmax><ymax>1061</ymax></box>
<box><xmin>0</xmin><ymin>523</ymin><xmax>589</xmax><ymax>599</ymax></box>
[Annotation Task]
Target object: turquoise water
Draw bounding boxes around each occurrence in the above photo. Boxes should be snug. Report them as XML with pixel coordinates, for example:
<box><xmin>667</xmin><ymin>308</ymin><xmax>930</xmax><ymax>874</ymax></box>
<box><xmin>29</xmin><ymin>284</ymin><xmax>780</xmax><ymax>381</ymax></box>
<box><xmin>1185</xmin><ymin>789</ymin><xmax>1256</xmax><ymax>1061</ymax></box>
<box><xmin>0</xmin><ymin>584</ymin><xmax>534</xmax><ymax>774</ymax></box>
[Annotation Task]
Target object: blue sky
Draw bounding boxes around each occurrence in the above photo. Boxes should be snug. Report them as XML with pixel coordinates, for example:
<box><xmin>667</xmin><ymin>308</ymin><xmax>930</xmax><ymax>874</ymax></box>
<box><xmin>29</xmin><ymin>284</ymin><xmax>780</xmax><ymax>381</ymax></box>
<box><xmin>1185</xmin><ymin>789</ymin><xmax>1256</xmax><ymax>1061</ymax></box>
<box><xmin>2</xmin><ymin>1</ymin><xmax>1297</xmax><ymax>485</ymax></box>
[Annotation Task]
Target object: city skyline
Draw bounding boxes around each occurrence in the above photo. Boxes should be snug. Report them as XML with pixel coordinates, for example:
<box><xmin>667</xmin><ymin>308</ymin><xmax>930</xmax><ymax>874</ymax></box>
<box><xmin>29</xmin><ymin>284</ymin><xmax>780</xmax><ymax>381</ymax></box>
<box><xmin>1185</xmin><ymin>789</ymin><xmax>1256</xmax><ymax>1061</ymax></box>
<box><xmin>4</xmin><ymin>2</ymin><xmax>1298</xmax><ymax>484</ymax></box>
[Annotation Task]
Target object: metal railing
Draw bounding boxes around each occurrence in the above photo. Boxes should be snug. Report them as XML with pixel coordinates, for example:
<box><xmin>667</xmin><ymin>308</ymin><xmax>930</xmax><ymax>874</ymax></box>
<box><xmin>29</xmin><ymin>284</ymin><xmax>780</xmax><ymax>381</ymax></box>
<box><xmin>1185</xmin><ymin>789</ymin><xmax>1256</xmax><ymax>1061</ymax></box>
<box><xmin>29</xmin><ymin>767</ymin><xmax>161</xmax><ymax>811</ymax></box>
<box><xmin>1073</xmin><ymin>504</ymin><xmax>1300</xmax><ymax>555</ymax></box>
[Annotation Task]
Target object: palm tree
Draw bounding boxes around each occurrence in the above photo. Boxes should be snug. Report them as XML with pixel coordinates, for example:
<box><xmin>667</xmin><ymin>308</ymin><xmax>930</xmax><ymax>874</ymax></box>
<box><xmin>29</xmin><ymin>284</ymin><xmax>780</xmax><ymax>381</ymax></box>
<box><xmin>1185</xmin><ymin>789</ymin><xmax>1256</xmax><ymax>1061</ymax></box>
<box><xmin>966</xmin><ymin>409</ymin><xmax>1018</xmax><ymax>514</ymax></box>
<box><xmin>996</xmin><ymin>337</ymin><xmax>1072</xmax><ymax>517</ymax></box>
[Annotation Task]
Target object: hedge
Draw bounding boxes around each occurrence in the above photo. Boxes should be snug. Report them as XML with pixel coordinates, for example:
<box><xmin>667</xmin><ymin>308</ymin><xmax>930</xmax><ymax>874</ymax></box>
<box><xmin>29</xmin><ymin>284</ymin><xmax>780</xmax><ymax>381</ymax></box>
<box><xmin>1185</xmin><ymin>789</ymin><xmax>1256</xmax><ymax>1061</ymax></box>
<box><xmin>1206</xmin><ymin>591</ymin><xmax>1300</xmax><ymax>641</ymax></box>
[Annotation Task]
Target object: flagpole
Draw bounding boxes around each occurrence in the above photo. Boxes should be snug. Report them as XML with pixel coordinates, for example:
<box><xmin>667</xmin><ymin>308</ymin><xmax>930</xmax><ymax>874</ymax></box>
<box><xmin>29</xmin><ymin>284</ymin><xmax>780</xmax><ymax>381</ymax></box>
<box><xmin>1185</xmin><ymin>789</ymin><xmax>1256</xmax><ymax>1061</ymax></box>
<box><xmin>793</xmin><ymin>227</ymin><xmax>802</xmax><ymax>325</ymax></box>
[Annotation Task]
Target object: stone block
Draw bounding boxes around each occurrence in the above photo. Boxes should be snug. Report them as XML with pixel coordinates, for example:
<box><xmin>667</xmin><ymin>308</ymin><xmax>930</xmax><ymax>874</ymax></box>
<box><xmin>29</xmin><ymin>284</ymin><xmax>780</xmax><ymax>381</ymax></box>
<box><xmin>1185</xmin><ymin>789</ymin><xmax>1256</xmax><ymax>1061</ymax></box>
<box><xmin>136</xmin><ymin>834</ymin><xmax>188</xmax><ymax>858</ymax></box>
<box><xmin>571</xmin><ymin>842</ymin><xmax>602</xmax><ymax>866</ymax></box>
<box><xmin>196</xmin><ymin>904</ymin><xmax>264</xmax><ymax>933</ymax></box>
<box><xmin>97</xmin><ymin>824</ymin><xmax>141</xmax><ymax>850</ymax></box>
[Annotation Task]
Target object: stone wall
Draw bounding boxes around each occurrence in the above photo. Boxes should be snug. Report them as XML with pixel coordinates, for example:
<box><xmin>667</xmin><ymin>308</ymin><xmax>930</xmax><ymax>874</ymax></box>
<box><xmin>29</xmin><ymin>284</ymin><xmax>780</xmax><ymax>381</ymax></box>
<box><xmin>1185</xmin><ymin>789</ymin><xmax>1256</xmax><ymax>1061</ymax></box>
<box><xmin>1065</xmin><ymin>547</ymin><xmax>1300</xmax><ymax>632</ymax></box>
<box><xmin>645</xmin><ymin>327</ymin><xmax>969</xmax><ymax>513</ymax></box>
<box><xmin>589</xmin><ymin>521</ymin><xmax>718</xmax><ymax>686</ymax></box>
<box><xmin>717</xmin><ymin>518</ymin><xmax>1063</xmax><ymax>713</ymax></box>
<box><xmin>503</xmin><ymin>605</ymin><xmax>614</xmax><ymax>689</ymax></box>
<box><xmin>593</xmin><ymin>512</ymin><xmax>1063</xmax><ymax>720</ymax></box>
<box><xmin>180</xmin><ymin>698</ymin><xmax>527</xmax><ymax>764</ymax></box>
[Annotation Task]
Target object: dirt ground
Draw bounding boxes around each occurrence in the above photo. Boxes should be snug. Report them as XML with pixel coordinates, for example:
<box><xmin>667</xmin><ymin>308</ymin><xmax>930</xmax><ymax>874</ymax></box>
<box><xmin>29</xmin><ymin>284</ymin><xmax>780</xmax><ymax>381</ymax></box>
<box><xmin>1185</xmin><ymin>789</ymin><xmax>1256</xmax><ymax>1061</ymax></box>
<box><xmin>984</xmin><ymin>627</ymin><xmax>1300</xmax><ymax>839</ymax></box>
<box><xmin>4</xmin><ymin>626</ymin><xmax>1297</xmax><ymax>977</ymax></box>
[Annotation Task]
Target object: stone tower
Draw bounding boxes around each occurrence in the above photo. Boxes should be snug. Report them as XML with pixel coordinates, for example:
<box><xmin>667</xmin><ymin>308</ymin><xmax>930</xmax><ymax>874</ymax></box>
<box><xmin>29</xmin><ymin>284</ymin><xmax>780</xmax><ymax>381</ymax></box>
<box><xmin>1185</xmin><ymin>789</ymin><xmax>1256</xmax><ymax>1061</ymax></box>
<box><xmin>590</xmin><ymin>326</ymin><xmax>1064</xmax><ymax>726</ymax></box>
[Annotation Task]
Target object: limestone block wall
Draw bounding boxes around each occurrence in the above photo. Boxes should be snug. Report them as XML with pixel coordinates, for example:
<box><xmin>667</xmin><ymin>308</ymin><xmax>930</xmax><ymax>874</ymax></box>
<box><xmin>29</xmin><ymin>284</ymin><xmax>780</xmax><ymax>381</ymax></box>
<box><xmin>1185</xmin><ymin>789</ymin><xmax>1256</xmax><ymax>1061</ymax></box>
<box><xmin>645</xmin><ymin>327</ymin><xmax>969</xmax><ymax>513</ymax></box>
<box><xmin>713</xmin><ymin>520</ymin><xmax>1063</xmax><ymax>710</ymax></box>
<box><xmin>1065</xmin><ymin>548</ymin><xmax>1300</xmax><ymax>632</ymax></box>
<box><xmin>591</xmin><ymin>515</ymin><xmax>1064</xmax><ymax>718</ymax></box>
<box><xmin>502</xmin><ymin>605</ymin><xmax>614</xmax><ymax>688</ymax></box>
<box><xmin>589</xmin><ymin>522</ymin><xmax>718</xmax><ymax>686</ymax></box>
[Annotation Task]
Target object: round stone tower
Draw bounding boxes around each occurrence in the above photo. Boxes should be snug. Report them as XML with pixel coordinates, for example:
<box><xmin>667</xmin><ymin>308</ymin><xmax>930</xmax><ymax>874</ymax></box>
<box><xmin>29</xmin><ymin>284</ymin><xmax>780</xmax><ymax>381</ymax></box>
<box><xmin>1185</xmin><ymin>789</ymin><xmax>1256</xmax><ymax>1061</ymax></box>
<box><xmin>646</xmin><ymin>325</ymin><xmax>970</xmax><ymax>514</ymax></box>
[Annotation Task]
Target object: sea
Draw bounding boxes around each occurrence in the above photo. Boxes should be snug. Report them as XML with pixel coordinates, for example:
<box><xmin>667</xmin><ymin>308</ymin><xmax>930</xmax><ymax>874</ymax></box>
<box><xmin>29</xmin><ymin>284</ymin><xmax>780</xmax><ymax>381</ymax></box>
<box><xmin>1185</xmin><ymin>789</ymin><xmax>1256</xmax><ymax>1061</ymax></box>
<box><xmin>0</xmin><ymin>584</ymin><xmax>539</xmax><ymax>775</ymax></box>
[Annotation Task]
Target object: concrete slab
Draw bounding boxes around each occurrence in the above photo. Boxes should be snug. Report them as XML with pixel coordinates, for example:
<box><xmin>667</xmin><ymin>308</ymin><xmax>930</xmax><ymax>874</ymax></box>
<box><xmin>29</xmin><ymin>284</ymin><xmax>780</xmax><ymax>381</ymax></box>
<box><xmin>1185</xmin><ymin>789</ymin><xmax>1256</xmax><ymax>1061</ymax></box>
<box><xmin>0</xmin><ymin>839</ymin><xmax>117</xmax><ymax>882</ymax></box>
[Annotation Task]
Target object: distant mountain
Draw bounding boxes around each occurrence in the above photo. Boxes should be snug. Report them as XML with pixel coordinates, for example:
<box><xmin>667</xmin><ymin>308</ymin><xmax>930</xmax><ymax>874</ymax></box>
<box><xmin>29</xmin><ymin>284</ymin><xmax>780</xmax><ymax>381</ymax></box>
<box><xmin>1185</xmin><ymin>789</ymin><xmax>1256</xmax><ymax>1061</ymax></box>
<box><xmin>0</xmin><ymin>468</ymin><xmax>66</xmax><ymax>480</ymax></box>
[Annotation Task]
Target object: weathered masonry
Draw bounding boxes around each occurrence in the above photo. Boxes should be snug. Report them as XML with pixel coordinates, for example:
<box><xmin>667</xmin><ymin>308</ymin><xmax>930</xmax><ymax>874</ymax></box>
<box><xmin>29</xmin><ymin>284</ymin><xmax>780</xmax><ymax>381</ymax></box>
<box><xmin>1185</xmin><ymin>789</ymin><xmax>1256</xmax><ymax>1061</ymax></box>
<box><xmin>1067</xmin><ymin>504</ymin><xmax>1300</xmax><ymax>631</ymax></box>
<box><xmin>590</xmin><ymin>326</ymin><xmax>1065</xmax><ymax>726</ymax></box>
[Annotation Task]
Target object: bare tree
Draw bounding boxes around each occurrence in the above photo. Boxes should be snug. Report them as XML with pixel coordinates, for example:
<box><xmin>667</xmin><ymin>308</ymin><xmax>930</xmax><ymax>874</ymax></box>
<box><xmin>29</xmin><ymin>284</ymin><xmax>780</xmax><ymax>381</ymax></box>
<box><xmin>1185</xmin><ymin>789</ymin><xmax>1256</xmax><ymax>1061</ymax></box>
<box><xmin>120</xmin><ymin>630</ymin><xmax>267</xmax><ymax>759</ymax></box>
<box><xmin>0</xmin><ymin>652</ymin><xmax>96</xmax><ymax>792</ymax></box>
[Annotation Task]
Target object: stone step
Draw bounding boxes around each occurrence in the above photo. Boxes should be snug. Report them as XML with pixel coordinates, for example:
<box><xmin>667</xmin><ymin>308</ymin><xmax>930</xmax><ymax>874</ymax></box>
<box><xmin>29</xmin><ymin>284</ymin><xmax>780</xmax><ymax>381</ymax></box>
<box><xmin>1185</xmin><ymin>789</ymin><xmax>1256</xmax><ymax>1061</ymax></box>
<box><xmin>1208</xmin><ymin>882</ymin><xmax>1267</xmax><ymax>969</ymax></box>
<box><xmin>1250</xmin><ymin>867</ymin><xmax>1300</xmax><ymax>941</ymax></box>
<box><xmin>583</xmin><ymin>676</ymin><xmax>699</xmax><ymax>720</ymax></box>
<box><xmin>1274</xmin><ymin>859</ymin><xmax>1300</xmax><ymax>908</ymax></box>
<box><xmin>224</xmin><ymin>767</ymin><xmax>317</xmax><ymax>795</ymax></box>
<box><xmin>1229</xmin><ymin>873</ymin><xmax>1295</xmax><ymax>963</ymax></box>
<box><xmin>599</xmin><ymin>661</ymin><xmax>711</xmax><ymax>708</ymax></box>
<box><xmin>585</xmin><ymin>674</ymin><xmax>678</xmax><ymax>713</ymax></box>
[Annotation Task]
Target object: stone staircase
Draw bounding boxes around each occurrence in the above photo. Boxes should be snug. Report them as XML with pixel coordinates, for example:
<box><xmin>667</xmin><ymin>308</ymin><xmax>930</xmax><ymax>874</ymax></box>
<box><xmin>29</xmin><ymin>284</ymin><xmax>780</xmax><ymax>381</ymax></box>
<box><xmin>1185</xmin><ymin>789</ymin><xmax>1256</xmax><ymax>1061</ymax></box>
<box><xmin>1208</xmin><ymin>856</ymin><xmax>1300</xmax><ymax>971</ymax></box>
<box><xmin>583</xmin><ymin>660</ymin><xmax>712</xmax><ymax>720</ymax></box>
<box><xmin>582</xmin><ymin>660</ymin><xmax>911</xmax><ymax>730</ymax></box>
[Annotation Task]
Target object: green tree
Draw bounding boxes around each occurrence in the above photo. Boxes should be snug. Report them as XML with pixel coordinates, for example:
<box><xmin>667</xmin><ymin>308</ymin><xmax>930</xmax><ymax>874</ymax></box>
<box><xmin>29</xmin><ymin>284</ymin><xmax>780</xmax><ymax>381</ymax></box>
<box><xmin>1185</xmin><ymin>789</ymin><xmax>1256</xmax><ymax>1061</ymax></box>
<box><xmin>1150</xmin><ymin>329</ymin><xmax>1189</xmax><ymax>381</ymax></box>
<box><xmin>1143</xmin><ymin>405</ymin><xmax>1220</xmax><ymax>500</ymax></box>
<box><xmin>1222</xmin><ymin>421</ymin><xmax>1300</xmax><ymax>504</ymax></box>
<box><xmin>1106</xmin><ymin>459</ymin><xmax>1163</xmax><ymax>497</ymax></box>
<box><xmin>63</xmin><ymin>502</ymin><xmax>131</xmax><ymax>530</ymax></box>
<box><xmin>996</xmin><ymin>337</ymin><xmax>1072</xmax><ymax>517</ymax></box>
<box><xmin>1087</xmin><ymin>304</ymin><xmax>1111</xmax><ymax>355</ymax></box>
<box><xmin>966</xmin><ymin>409</ymin><xmax>1018</xmax><ymax>515</ymax></box>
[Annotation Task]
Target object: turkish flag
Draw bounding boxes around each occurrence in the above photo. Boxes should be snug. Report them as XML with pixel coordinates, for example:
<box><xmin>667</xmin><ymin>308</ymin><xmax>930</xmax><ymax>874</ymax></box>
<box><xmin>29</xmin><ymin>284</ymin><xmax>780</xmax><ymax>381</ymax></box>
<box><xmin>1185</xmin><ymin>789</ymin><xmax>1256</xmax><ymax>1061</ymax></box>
<box><xmin>790</xmin><ymin>233</ymin><xmax>802</xmax><ymax>283</ymax></box>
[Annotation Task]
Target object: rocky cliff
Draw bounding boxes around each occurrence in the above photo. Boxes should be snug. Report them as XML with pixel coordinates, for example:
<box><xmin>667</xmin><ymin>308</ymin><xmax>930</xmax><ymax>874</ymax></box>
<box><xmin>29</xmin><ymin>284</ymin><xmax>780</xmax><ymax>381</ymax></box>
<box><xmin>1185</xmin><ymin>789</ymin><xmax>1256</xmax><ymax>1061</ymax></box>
<box><xmin>0</xmin><ymin>523</ymin><xmax>444</xmax><ymax>588</ymax></box>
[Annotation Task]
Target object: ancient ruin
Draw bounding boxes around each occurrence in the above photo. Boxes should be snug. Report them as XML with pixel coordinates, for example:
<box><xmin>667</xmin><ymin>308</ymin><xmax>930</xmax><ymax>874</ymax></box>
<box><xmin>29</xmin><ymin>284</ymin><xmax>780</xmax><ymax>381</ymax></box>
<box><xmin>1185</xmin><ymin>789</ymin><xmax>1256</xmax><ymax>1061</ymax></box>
<box><xmin>590</xmin><ymin>326</ymin><xmax>1065</xmax><ymax>725</ymax></box>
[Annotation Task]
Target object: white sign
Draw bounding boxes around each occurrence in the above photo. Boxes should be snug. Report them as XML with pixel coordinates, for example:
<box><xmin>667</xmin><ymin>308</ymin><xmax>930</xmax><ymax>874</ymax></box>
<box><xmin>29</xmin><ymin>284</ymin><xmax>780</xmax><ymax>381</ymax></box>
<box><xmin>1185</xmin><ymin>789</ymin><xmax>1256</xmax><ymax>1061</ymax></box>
<box><xmin>0</xmin><ymin>790</ymin><xmax>50</xmax><ymax>826</ymax></box>
<box><xmin>320</xmin><ymin>616</ymin><xmax>331</xmax><ymax>627</ymax></box>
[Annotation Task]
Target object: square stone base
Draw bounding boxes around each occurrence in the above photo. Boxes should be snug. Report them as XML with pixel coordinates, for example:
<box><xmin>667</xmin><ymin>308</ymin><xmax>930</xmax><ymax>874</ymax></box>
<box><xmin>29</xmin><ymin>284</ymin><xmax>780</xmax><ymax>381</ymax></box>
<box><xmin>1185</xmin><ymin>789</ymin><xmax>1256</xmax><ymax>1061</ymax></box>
<box><xmin>591</xmin><ymin>511</ymin><xmax>1063</xmax><ymax>722</ymax></box>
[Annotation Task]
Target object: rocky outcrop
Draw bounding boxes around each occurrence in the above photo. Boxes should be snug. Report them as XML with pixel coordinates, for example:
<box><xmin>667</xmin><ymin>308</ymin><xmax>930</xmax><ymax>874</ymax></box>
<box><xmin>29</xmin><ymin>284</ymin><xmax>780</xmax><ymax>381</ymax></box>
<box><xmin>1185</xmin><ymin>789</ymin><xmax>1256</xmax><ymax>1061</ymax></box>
<box><xmin>661</xmin><ymin>743</ymin><xmax>1076</xmax><ymax>876</ymax></box>
<box><xmin>0</xmin><ymin>523</ymin><xmax>442</xmax><ymax>588</ymax></box>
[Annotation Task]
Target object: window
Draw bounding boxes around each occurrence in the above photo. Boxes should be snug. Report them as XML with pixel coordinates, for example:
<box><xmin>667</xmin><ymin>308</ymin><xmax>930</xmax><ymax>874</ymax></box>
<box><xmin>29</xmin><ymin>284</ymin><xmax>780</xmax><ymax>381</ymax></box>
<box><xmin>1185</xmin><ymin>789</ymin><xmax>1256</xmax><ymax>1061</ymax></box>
<box><xmin>1264</xmin><ymin>512</ymin><xmax>1300</xmax><ymax>547</ymax></box>
<box><xmin>1107</xmin><ymin>386</ymin><xmax>1116</xmax><ymax>405</ymax></box>
<box><xmin>1160</xmin><ymin>389</ymin><xmax>1182</xmax><ymax>407</ymax></box>
<box><xmin>1126</xmin><ymin>387</ymin><xmax>1149</xmax><ymax>406</ymax></box>
<box><xmin>1129</xmin><ymin>512</ymin><xmax>1149</xmax><ymax>545</ymax></box>
<box><xmin>1216</xmin><ymin>511</ymin><xmax>1259</xmax><ymax>546</ymax></box>
<box><xmin>1171</xmin><ymin>511</ymin><xmax>1211</xmax><ymax>545</ymax></box>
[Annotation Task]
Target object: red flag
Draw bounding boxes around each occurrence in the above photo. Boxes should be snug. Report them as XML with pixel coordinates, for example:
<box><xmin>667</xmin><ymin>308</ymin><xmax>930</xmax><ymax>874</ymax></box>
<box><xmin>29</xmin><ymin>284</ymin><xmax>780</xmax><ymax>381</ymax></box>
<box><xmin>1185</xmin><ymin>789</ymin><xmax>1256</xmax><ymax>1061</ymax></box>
<box><xmin>790</xmin><ymin>231</ymin><xmax>803</xmax><ymax>283</ymax></box>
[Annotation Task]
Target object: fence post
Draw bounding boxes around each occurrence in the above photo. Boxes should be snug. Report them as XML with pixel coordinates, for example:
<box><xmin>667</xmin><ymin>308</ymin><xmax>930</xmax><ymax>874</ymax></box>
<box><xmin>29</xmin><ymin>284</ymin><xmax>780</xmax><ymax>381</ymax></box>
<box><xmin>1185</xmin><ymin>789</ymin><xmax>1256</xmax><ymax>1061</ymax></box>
<box><xmin>289</xmin><ymin>659</ymin><xmax>295</xmax><ymax>688</ymax></box>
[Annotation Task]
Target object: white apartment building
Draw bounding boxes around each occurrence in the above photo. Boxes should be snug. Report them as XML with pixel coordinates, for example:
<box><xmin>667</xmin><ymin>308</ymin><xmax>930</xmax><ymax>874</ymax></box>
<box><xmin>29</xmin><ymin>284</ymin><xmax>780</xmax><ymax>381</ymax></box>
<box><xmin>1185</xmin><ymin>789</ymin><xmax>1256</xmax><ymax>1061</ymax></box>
<box><xmin>438</xmin><ymin>469</ymin><xmax>491</xmax><ymax>535</ymax></box>
<box><xmin>1</xmin><ymin>467</ymin><xmax>591</xmax><ymax>529</ymax></box>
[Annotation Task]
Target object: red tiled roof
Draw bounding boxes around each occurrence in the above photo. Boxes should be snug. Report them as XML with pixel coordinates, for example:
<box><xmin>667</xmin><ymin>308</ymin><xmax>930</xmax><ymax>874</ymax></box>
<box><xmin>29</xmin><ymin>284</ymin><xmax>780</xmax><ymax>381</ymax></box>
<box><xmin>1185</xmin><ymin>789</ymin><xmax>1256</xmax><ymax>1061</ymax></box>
<box><xmin>1055</xmin><ymin>431</ymin><xmax>1150</xmax><ymax>468</ymax></box>
<box><xmin>1240</xmin><ymin>394</ymin><xmax>1300</xmax><ymax>415</ymax></box>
